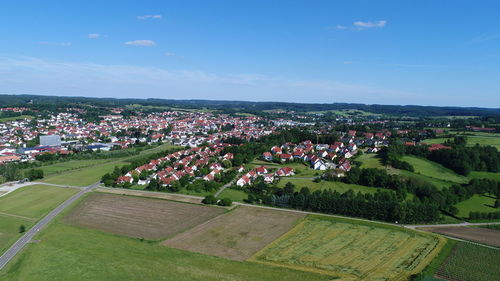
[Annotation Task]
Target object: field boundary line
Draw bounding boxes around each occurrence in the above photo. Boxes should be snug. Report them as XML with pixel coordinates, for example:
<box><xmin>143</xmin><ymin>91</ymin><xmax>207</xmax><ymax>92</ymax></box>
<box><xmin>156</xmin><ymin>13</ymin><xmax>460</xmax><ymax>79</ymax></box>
<box><xmin>0</xmin><ymin>212</ymin><xmax>36</xmax><ymax>222</ymax></box>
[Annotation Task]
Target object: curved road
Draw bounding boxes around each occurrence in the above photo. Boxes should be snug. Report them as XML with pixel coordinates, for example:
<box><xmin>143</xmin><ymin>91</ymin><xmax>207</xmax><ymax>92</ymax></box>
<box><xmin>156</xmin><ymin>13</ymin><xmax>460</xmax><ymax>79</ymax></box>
<box><xmin>0</xmin><ymin>182</ymin><xmax>100</xmax><ymax>271</ymax></box>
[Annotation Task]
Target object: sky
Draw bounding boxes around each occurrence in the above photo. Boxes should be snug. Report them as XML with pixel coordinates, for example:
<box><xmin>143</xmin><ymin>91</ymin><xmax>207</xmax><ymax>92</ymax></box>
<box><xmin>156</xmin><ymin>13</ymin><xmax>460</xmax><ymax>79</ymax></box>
<box><xmin>0</xmin><ymin>0</ymin><xmax>499</xmax><ymax>107</ymax></box>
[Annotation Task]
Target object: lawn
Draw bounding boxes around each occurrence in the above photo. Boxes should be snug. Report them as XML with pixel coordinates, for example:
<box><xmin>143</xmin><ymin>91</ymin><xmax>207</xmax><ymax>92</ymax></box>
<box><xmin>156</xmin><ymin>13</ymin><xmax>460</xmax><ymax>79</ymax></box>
<box><xmin>436</xmin><ymin>242</ymin><xmax>500</xmax><ymax>281</ymax></box>
<box><xmin>357</xmin><ymin>153</ymin><xmax>385</xmax><ymax>169</ymax></box>
<box><xmin>0</xmin><ymin>184</ymin><xmax>78</xmax><ymax>254</ymax></box>
<box><xmin>0</xmin><ymin>184</ymin><xmax>78</xmax><ymax>219</ymax></box>
<box><xmin>36</xmin><ymin>159</ymin><xmax>111</xmax><ymax>176</ymax></box>
<box><xmin>218</xmin><ymin>188</ymin><xmax>248</xmax><ymax>201</ymax></box>
<box><xmin>0</xmin><ymin>115</ymin><xmax>33</xmax><ymax>122</ymax></box>
<box><xmin>251</xmin><ymin>215</ymin><xmax>443</xmax><ymax>281</ymax></box>
<box><xmin>248</xmin><ymin>159</ymin><xmax>321</xmax><ymax>178</ymax></box>
<box><xmin>0</xmin><ymin>222</ymin><xmax>329</xmax><ymax>281</ymax></box>
<box><xmin>455</xmin><ymin>194</ymin><xmax>498</xmax><ymax>218</ymax></box>
<box><xmin>276</xmin><ymin>178</ymin><xmax>384</xmax><ymax>194</ymax></box>
<box><xmin>401</xmin><ymin>156</ymin><xmax>468</xmax><ymax>184</ymax></box>
<box><xmin>42</xmin><ymin>160</ymin><xmax>129</xmax><ymax>186</ymax></box>
<box><xmin>468</xmin><ymin>171</ymin><xmax>500</xmax><ymax>181</ymax></box>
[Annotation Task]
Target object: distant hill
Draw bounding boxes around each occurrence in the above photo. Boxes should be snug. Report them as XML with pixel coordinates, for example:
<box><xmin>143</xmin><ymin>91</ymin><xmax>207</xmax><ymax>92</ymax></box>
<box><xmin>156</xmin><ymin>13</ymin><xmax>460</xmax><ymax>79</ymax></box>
<box><xmin>1</xmin><ymin>94</ymin><xmax>499</xmax><ymax>117</ymax></box>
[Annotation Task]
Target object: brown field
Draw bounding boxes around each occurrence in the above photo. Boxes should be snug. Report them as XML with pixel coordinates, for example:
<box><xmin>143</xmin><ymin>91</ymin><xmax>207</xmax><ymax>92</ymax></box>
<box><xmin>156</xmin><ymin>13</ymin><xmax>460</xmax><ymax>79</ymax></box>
<box><xmin>163</xmin><ymin>206</ymin><xmax>305</xmax><ymax>261</ymax></box>
<box><xmin>96</xmin><ymin>187</ymin><xmax>203</xmax><ymax>204</ymax></box>
<box><xmin>64</xmin><ymin>192</ymin><xmax>226</xmax><ymax>239</ymax></box>
<box><xmin>419</xmin><ymin>226</ymin><xmax>500</xmax><ymax>247</ymax></box>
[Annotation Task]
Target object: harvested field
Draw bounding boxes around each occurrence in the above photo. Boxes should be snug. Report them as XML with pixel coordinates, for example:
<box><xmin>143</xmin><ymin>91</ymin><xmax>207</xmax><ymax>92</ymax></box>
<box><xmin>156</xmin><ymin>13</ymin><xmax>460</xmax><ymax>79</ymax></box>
<box><xmin>251</xmin><ymin>215</ymin><xmax>444</xmax><ymax>281</ymax></box>
<box><xmin>64</xmin><ymin>193</ymin><xmax>226</xmax><ymax>239</ymax></box>
<box><xmin>163</xmin><ymin>206</ymin><xmax>305</xmax><ymax>261</ymax></box>
<box><xmin>96</xmin><ymin>187</ymin><xmax>203</xmax><ymax>204</ymax></box>
<box><xmin>419</xmin><ymin>226</ymin><xmax>500</xmax><ymax>247</ymax></box>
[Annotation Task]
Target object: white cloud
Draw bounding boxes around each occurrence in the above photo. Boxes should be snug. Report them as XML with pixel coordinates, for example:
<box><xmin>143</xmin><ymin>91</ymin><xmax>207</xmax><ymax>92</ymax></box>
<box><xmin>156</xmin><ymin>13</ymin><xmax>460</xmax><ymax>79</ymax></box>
<box><xmin>335</xmin><ymin>25</ymin><xmax>347</xmax><ymax>30</ymax></box>
<box><xmin>38</xmin><ymin>41</ymin><xmax>71</xmax><ymax>47</ymax></box>
<box><xmin>137</xmin><ymin>15</ymin><xmax>162</xmax><ymax>20</ymax></box>
<box><xmin>353</xmin><ymin>20</ymin><xmax>387</xmax><ymax>29</ymax></box>
<box><xmin>87</xmin><ymin>33</ymin><xmax>101</xmax><ymax>39</ymax></box>
<box><xmin>0</xmin><ymin>56</ymin><xmax>419</xmax><ymax>105</ymax></box>
<box><xmin>124</xmin><ymin>40</ymin><xmax>156</xmax><ymax>47</ymax></box>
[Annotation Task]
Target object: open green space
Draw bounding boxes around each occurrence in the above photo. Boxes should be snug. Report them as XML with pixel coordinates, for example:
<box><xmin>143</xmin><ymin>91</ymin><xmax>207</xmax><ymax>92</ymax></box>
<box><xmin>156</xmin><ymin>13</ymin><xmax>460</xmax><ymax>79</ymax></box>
<box><xmin>218</xmin><ymin>188</ymin><xmax>248</xmax><ymax>201</ymax></box>
<box><xmin>468</xmin><ymin>171</ymin><xmax>500</xmax><ymax>181</ymax></box>
<box><xmin>42</xmin><ymin>160</ymin><xmax>129</xmax><ymax>186</ymax></box>
<box><xmin>0</xmin><ymin>115</ymin><xmax>33</xmax><ymax>122</ymax></box>
<box><xmin>401</xmin><ymin>156</ymin><xmax>468</xmax><ymax>184</ymax></box>
<box><xmin>356</xmin><ymin>153</ymin><xmax>384</xmax><ymax>169</ymax></box>
<box><xmin>423</xmin><ymin>134</ymin><xmax>500</xmax><ymax>150</ymax></box>
<box><xmin>37</xmin><ymin>159</ymin><xmax>111</xmax><ymax>176</ymax></box>
<box><xmin>276</xmin><ymin>178</ymin><xmax>382</xmax><ymax>194</ymax></box>
<box><xmin>0</xmin><ymin>184</ymin><xmax>78</xmax><ymax>254</ymax></box>
<box><xmin>0</xmin><ymin>184</ymin><xmax>78</xmax><ymax>218</ymax></box>
<box><xmin>455</xmin><ymin>194</ymin><xmax>498</xmax><ymax>218</ymax></box>
<box><xmin>0</xmin><ymin>220</ymin><xmax>329</xmax><ymax>281</ymax></box>
<box><xmin>251</xmin><ymin>215</ymin><xmax>443</xmax><ymax>281</ymax></box>
<box><xmin>248</xmin><ymin>159</ymin><xmax>321</xmax><ymax>178</ymax></box>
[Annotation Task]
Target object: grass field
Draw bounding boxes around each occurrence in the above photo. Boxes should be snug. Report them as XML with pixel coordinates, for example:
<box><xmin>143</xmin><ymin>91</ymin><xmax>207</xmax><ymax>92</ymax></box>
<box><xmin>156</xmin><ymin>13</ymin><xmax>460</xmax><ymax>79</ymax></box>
<box><xmin>218</xmin><ymin>188</ymin><xmax>248</xmax><ymax>201</ymax></box>
<box><xmin>36</xmin><ymin>159</ymin><xmax>111</xmax><ymax>176</ymax></box>
<box><xmin>0</xmin><ymin>115</ymin><xmax>33</xmax><ymax>122</ymax></box>
<box><xmin>248</xmin><ymin>159</ymin><xmax>321</xmax><ymax>178</ymax></box>
<box><xmin>251</xmin><ymin>215</ymin><xmax>443</xmax><ymax>281</ymax></box>
<box><xmin>164</xmin><ymin>206</ymin><xmax>305</xmax><ymax>261</ymax></box>
<box><xmin>356</xmin><ymin>153</ymin><xmax>385</xmax><ymax>169</ymax></box>
<box><xmin>42</xmin><ymin>160</ymin><xmax>129</xmax><ymax>186</ymax></box>
<box><xmin>0</xmin><ymin>184</ymin><xmax>78</xmax><ymax>254</ymax></box>
<box><xmin>468</xmin><ymin>171</ymin><xmax>500</xmax><ymax>181</ymax></box>
<box><xmin>0</xmin><ymin>222</ymin><xmax>329</xmax><ymax>281</ymax></box>
<box><xmin>424</xmin><ymin>134</ymin><xmax>500</xmax><ymax>150</ymax></box>
<box><xmin>64</xmin><ymin>192</ymin><xmax>226</xmax><ymax>239</ymax></box>
<box><xmin>401</xmin><ymin>156</ymin><xmax>468</xmax><ymax>184</ymax></box>
<box><xmin>455</xmin><ymin>194</ymin><xmax>498</xmax><ymax>218</ymax></box>
<box><xmin>436</xmin><ymin>242</ymin><xmax>500</xmax><ymax>281</ymax></box>
<box><xmin>276</xmin><ymin>178</ymin><xmax>384</xmax><ymax>194</ymax></box>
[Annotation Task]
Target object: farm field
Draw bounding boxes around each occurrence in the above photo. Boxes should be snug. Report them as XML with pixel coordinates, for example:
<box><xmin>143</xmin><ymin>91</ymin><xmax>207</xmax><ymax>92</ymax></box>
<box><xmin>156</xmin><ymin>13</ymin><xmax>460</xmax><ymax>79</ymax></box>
<box><xmin>36</xmin><ymin>159</ymin><xmax>111</xmax><ymax>176</ymax></box>
<box><xmin>0</xmin><ymin>222</ymin><xmax>328</xmax><ymax>281</ymax></box>
<box><xmin>218</xmin><ymin>188</ymin><xmax>248</xmax><ymax>201</ymax></box>
<box><xmin>64</xmin><ymin>192</ymin><xmax>226</xmax><ymax>239</ymax></box>
<box><xmin>436</xmin><ymin>242</ymin><xmax>500</xmax><ymax>281</ymax></box>
<box><xmin>42</xmin><ymin>160</ymin><xmax>129</xmax><ymax>186</ymax></box>
<box><xmin>455</xmin><ymin>194</ymin><xmax>497</xmax><ymax>218</ymax></box>
<box><xmin>276</xmin><ymin>178</ymin><xmax>383</xmax><ymax>194</ymax></box>
<box><xmin>163</xmin><ymin>206</ymin><xmax>305</xmax><ymax>261</ymax></box>
<box><xmin>0</xmin><ymin>184</ymin><xmax>78</xmax><ymax>254</ymax></box>
<box><xmin>401</xmin><ymin>156</ymin><xmax>468</xmax><ymax>184</ymax></box>
<box><xmin>419</xmin><ymin>226</ymin><xmax>500</xmax><ymax>247</ymax></box>
<box><xmin>248</xmin><ymin>159</ymin><xmax>321</xmax><ymax>178</ymax></box>
<box><xmin>251</xmin><ymin>215</ymin><xmax>443</xmax><ymax>281</ymax></box>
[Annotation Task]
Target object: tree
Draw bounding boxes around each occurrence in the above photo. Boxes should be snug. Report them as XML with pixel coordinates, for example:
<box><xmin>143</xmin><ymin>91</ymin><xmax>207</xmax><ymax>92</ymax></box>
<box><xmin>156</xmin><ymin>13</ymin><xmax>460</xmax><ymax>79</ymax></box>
<box><xmin>19</xmin><ymin>225</ymin><xmax>26</xmax><ymax>233</ymax></box>
<box><xmin>495</xmin><ymin>199</ymin><xmax>500</xmax><ymax>208</ymax></box>
<box><xmin>283</xmin><ymin>182</ymin><xmax>295</xmax><ymax>195</ymax></box>
<box><xmin>218</xmin><ymin>197</ymin><xmax>232</xmax><ymax>206</ymax></box>
<box><xmin>202</xmin><ymin>195</ymin><xmax>218</xmax><ymax>205</ymax></box>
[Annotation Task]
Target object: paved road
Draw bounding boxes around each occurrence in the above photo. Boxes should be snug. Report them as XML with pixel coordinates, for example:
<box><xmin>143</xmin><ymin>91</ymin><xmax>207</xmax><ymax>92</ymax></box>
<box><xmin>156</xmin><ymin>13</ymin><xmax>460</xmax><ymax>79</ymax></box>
<box><xmin>0</xmin><ymin>181</ymin><xmax>100</xmax><ymax>271</ymax></box>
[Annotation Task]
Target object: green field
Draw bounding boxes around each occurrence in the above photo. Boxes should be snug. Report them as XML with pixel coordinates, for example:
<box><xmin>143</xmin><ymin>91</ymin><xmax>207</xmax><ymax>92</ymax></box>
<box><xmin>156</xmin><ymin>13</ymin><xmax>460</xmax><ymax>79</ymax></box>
<box><xmin>248</xmin><ymin>159</ymin><xmax>321</xmax><ymax>178</ymax></box>
<box><xmin>0</xmin><ymin>115</ymin><xmax>33</xmax><ymax>122</ymax></box>
<box><xmin>401</xmin><ymin>156</ymin><xmax>468</xmax><ymax>184</ymax></box>
<box><xmin>424</xmin><ymin>134</ymin><xmax>500</xmax><ymax>150</ymax></box>
<box><xmin>251</xmin><ymin>215</ymin><xmax>443</xmax><ymax>281</ymax></box>
<box><xmin>0</xmin><ymin>184</ymin><xmax>78</xmax><ymax>254</ymax></box>
<box><xmin>437</xmin><ymin>242</ymin><xmax>500</xmax><ymax>281</ymax></box>
<box><xmin>37</xmin><ymin>159</ymin><xmax>111</xmax><ymax>176</ymax></box>
<box><xmin>276</xmin><ymin>178</ymin><xmax>382</xmax><ymax>194</ymax></box>
<box><xmin>0</xmin><ymin>218</ymin><xmax>328</xmax><ymax>281</ymax></box>
<box><xmin>468</xmin><ymin>171</ymin><xmax>500</xmax><ymax>181</ymax></box>
<box><xmin>455</xmin><ymin>195</ymin><xmax>498</xmax><ymax>218</ymax></box>
<box><xmin>357</xmin><ymin>153</ymin><xmax>385</xmax><ymax>169</ymax></box>
<box><xmin>218</xmin><ymin>188</ymin><xmax>248</xmax><ymax>201</ymax></box>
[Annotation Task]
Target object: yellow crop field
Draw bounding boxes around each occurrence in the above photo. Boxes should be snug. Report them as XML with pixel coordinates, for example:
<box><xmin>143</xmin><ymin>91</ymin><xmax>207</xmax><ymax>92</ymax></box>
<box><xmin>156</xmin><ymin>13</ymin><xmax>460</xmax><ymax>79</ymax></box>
<box><xmin>251</xmin><ymin>216</ymin><xmax>444</xmax><ymax>281</ymax></box>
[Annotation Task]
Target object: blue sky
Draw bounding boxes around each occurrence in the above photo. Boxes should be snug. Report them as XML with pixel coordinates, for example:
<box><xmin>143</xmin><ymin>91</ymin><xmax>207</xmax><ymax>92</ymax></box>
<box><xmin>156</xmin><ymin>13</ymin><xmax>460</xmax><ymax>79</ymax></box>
<box><xmin>0</xmin><ymin>0</ymin><xmax>499</xmax><ymax>107</ymax></box>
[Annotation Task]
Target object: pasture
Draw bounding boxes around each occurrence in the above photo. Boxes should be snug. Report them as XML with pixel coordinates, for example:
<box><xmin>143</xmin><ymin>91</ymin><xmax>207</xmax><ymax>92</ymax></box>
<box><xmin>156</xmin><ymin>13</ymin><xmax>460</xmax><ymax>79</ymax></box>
<box><xmin>455</xmin><ymin>194</ymin><xmax>497</xmax><ymax>218</ymax></box>
<box><xmin>401</xmin><ymin>156</ymin><xmax>468</xmax><ymax>184</ymax></box>
<box><xmin>356</xmin><ymin>153</ymin><xmax>384</xmax><ymax>169</ymax></box>
<box><xmin>251</xmin><ymin>215</ymin><xmax>443</xmax><ymax>281</ymax></box>
<box><xmin>0</xmin><ymin>222</ymin><xmax>328</xmax><ymax>281</ymax></box>
<box><xmin>419</xmin><ymin>226</ymin><xmax>500</xmax><ymax>247</ymax></box>
<box><xmin>163</xmin><ymin>206</ymin><xmax>305</xmax><ymax>261</ymax></box>
<box><xmin>0</xmin><ymin>184</ymin><xmax>77</xmax><ymax>254</ymax></box>
<box><xmin>436</xmin><ymin>242</ymin><xmax>500</xmax><ymax>281</ymax></box>
<box><xmin>276</xmin><ymin>178</ymin><xmax>383</xmax><ymax>194</ymax></box>
<box><xmin>64</xmin><ymin>192</ymin><xmax>226</xmax><ymax>239</ymax></box>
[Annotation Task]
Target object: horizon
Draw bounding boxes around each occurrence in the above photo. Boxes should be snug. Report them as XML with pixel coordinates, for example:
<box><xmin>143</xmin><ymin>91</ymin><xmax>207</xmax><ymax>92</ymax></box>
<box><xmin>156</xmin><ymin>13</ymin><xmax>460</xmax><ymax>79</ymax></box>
<box><xmin>1</xmin><ymin>0</ymin><xmax>499</xmax><ymax>107</ymax></box>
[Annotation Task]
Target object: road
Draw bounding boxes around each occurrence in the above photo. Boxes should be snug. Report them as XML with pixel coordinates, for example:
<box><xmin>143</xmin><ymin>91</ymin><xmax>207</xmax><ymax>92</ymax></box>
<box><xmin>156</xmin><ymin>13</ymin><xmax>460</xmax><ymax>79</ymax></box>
<box><xmin>214</xmin><ymin>178</ymin><xmax>237</xmax><ymax>197</ymax></box>
<box><xmin>0</xmin><ymin>181</ymin><xmax>100</xmax><ymax>271</ymax></box>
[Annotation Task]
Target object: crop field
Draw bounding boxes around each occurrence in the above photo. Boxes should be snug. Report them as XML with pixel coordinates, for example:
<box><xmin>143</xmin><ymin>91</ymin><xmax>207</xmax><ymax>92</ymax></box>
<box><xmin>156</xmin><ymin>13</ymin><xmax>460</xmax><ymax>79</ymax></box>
<box><xmin>419</xmin><ymin>226</ymin><xmax>500</xmax><ymax>247</ymax></box>
<box><xmin>0</xmin><ymin>184</ymin><xmax>77</xmax><ymax>254</ymax></box>
<box><xmin>455</xmin><ymin>194</ymin><xmax>497</xmax><ymax>218</ymax></box>
<box><xmin>436</xmin><ymin>242</ymin><xmax>500</xmax><ymax>281</ymax></box>
<box><xmin>64</xmin><ymin>193</ymin><xmax>226</xmax><ymax>239</ymax></box>
<box><xmin>163</xmin><ymin>206</ymin><xmax>305</xmax><ymax>261</ymax></box>
<box><xmin>0</xmin><ymin>221</ymin><xmax>328</xmax><ymax>281</ymax></box>
<box><xmin>276</xmin><ymin>178</ymin><xmax>383</xmax><ymax>194</ymax></box>
<box><xmin>251</xmin><ymin>215</ymin><xmax>443</xmax><ymax>281</ymax></box>
<box><xmin>401</xmin><ymin>156</ymin><xmax>468</xmax><ymax>184</ymax></box>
